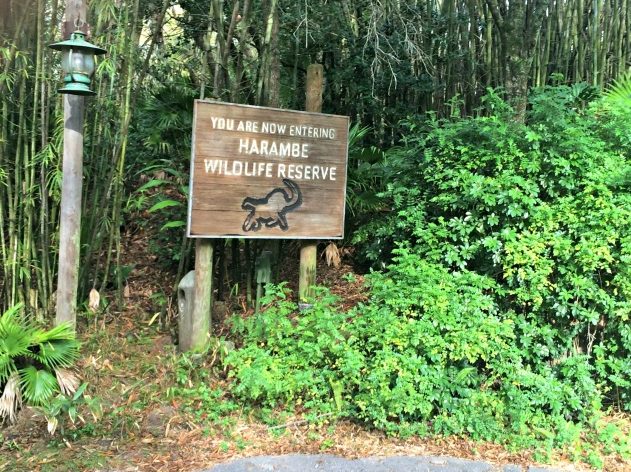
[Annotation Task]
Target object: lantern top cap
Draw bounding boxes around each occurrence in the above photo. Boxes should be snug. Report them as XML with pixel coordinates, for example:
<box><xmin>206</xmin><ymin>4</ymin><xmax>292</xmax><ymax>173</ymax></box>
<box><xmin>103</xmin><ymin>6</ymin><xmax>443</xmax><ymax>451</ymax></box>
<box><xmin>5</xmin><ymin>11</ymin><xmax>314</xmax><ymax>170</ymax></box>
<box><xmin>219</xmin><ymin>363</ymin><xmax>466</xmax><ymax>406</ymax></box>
<box><xmin>49</xmin><ymin>30</ymin><xmax>106</xmax><ymax>55</ymax></box>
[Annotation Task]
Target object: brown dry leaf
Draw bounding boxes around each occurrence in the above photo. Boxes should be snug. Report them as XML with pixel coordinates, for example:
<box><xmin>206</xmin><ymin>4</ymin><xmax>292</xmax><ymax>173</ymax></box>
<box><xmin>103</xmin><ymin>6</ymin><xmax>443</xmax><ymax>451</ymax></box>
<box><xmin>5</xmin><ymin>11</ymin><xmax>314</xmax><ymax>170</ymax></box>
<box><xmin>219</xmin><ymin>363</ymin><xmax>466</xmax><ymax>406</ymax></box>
<box><xmin>323</xmin><ymin>242</ymin><xmax>341</xmax><ymax>268</ymax></box>
<box><xmin>56</xmin><ymin>369</ymin><xmax>80</xmax><ymax>396</ymax></box>
<box><xmin>88</xmin><ymin>288</ymin><xmax>100</xmax><ymax>312</ymax></box>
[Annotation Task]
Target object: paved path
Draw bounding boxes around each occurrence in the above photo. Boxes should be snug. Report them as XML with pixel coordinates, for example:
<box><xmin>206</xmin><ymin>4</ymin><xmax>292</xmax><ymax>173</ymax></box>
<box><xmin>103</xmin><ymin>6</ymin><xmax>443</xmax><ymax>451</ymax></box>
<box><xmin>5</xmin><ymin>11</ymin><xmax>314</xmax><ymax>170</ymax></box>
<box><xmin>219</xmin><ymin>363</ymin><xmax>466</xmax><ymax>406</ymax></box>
<box><xmin>205</xmin><ymin>454</ymin><xmax>566</xmax><ymax>472</ymax></box>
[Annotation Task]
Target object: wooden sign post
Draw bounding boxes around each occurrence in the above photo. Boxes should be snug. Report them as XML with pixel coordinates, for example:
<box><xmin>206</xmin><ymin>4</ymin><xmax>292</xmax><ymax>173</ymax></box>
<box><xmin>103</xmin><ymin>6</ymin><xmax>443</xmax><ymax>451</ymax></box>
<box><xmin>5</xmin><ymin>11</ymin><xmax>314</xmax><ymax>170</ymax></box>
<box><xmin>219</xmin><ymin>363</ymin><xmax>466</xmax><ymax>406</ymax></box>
<box><xmin>183</xmin><ymin>98</ymin><xmax>348</xmax><ymax>351</ymax></box>
<box><xmin>299</xmin><ymin>64</ymin><xmax>324</xmax><ymax>304</ymax></box>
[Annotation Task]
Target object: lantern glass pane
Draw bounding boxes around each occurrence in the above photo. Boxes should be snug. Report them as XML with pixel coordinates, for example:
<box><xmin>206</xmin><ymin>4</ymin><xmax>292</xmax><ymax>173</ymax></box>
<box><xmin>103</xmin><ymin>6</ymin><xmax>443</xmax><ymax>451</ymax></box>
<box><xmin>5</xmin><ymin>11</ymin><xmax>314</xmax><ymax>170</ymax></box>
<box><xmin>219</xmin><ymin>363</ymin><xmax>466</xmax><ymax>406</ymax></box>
<box><xmin>61</xmin><ymin>50</ymin><xmax>72</xmax><ymax>73</ymax></box>
<box><xmin>83</xmin><ymin>53</ymin><xmax>95</xmax><ymax>75</ymax></box>
<box><xmin>70</xmin><ymin>49</ymin><xmax>88</xmax><ymax>74</ymax></box>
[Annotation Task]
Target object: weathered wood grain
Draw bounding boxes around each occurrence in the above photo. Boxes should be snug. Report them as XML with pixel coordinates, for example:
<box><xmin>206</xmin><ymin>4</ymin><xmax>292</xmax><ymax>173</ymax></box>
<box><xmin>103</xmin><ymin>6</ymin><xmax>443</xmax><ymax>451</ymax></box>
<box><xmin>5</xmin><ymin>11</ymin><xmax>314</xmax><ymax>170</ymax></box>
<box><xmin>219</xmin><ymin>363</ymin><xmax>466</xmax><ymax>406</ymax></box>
<box><xmin>188</xmin><ymin>100</ymin><xmax>349</xmax><ymax>239</ymax></box>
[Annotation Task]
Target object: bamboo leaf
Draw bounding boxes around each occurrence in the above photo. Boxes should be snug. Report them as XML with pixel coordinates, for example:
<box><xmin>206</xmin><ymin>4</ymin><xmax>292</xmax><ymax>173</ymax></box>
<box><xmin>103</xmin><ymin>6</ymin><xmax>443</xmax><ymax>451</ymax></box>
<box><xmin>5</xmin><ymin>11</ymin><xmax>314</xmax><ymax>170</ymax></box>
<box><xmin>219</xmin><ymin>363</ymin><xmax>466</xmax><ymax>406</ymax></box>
<box><xmin>137</xmin><ymin>179</ymin><xmax>168</xmax><ymax>193</ymax></box>
<box><xmin>160</xmin><ymin>220</ymin><xmax>186</xmax><ymax>231</ymax></box>
<box><xmin>148</xmin><ymin>200</ymin><xmax>182</xmax><ymax>212</ymax></box>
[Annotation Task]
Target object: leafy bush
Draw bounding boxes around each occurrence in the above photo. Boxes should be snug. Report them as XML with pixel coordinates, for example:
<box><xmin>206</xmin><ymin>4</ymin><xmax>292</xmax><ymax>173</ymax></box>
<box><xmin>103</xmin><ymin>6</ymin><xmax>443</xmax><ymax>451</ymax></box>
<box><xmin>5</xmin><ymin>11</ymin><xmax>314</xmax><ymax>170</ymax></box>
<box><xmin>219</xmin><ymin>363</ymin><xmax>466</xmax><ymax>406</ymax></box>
<box><xmin>0</xmin><ymin>304</ymin><xmax>82</xmax><ymax>424</ymax></box>
<box><xmin>225</xmin><ymin>277</ymin><xmax>605</xmax><ymax>447</ymax></box>
<box><xmin>352</xmin><ymin>85</ymin><xmax>631</xmax><ymax>410</ymax></box>
<box><xmin>225</xmin><ymin>84</ymin><xmax>630</xmax><ymax>457</ymax></box>
<box><xmin>226</xmin><ymin>284</ymin><xmax>348</xmax><ymax>413</ymax></box>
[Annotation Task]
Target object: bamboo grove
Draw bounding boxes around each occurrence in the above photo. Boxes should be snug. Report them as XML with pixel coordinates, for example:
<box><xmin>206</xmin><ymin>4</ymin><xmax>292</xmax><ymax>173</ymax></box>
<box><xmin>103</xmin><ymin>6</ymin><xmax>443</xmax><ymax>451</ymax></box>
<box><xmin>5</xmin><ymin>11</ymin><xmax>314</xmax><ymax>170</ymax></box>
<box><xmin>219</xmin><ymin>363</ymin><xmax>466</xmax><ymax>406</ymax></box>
<box><xmin>1</xmin><ymin>0</ymin><xmax>630</xmax><ymax>317</ymax></box>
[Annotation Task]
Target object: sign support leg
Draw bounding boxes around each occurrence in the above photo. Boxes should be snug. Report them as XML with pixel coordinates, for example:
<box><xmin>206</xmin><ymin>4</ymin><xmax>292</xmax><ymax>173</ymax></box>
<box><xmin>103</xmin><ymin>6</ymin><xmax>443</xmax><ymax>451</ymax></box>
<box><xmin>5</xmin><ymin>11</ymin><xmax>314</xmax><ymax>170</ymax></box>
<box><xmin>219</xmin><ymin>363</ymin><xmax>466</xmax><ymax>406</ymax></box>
<box><xmin>298</xmin><ymin>64</ymin><xmax>324</xmax><ymax>305</ymax></box>
<box><xmin>299</xmin><ymin>241</ymin><xmax>317</xmax><ymax>304</ymax></box>
<box><xmin>186</xmin><ymin>239</ymin><xmax>213</xmax><ymax>351</ymax></box>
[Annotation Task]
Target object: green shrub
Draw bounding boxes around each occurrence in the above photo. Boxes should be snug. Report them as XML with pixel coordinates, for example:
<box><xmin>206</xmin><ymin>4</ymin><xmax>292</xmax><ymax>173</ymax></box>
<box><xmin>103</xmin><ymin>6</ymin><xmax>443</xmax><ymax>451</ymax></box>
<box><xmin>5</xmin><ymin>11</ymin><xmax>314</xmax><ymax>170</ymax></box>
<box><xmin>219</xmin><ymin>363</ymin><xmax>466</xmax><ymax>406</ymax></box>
<box><xmin>0</xmin><ymin>304</ymin><xmax>82</xmax><ymax>424</ymax></box>
<box><xmin>226</xmin><ymin>284</ymin><xmax>348</xmax><ymax>413</ymax></box>
<box><xmin>352</xmin><ymin>84</ymin><xmax>631</xmax><ymax>410</ymax></box>
<box><xmin>225</xmin><ymin>83</ymin><xmax>630</xmax><ymax>456</ymax></box>
<box><xmin>225</xmin><ymin>275</ymin><xmax>605</xmax><ymax>446</ymax></box>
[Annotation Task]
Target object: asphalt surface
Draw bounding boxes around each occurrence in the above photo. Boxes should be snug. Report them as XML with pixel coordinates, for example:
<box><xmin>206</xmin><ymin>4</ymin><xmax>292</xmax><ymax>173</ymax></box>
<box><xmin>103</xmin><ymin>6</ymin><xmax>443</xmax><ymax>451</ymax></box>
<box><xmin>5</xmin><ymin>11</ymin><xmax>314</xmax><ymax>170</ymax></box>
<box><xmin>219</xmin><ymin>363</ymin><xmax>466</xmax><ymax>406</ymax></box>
<box><xmin>204</xmin><ymin>454</ymin><xmax>565</xmax><ymax>472</ymax></box>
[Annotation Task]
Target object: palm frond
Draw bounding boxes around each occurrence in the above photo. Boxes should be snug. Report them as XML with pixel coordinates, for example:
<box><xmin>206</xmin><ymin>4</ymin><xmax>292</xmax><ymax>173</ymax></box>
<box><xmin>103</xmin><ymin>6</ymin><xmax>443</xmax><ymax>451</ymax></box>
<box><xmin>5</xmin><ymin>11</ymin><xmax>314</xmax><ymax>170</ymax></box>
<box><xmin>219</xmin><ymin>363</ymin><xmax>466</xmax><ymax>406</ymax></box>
<box><xmin>19</xmin><ymin>366</ymin><xmax>58</xmax><ymax>406</ymax></box>
<box><xmin>55</xmin><ymin>369</ymin><xmax>80</xmax><ymax>396</ymax></box>
<box><xmin>31</xmin><ymin>322</ymin><xmax>77</xmax><ymax>343</ymax></box>
<box><xmin>35</xmin><ymin>339</ymin><xmax>81</xmax><ymax>370</ymax></box>
<box><xmin>348</xmin><ymin>123</ymin><xmax>371</xmax><ymax>149</ymax></box>
<box><xmin>0</xmin><ymin>356</ymin><xmax>17</xmax><ymax>385</ymax></box>
<box><xmin>0</xmin><ymin>313</ymin><xmax>34</xmax><ymax>360</ymax></box>
<box><xmin>0</xmin><ymin>373</ymin><xmax>22</xmax><ymax>423</ymax></box>
<box><xmin>603</xmin><ymin>69</ymin><xmax>631</xmax><ymax>106</ymax></box>
<box><xmin>0</xmin><ymin>303</ymin><xmax>23</xmax><ymax>327</ymax></box>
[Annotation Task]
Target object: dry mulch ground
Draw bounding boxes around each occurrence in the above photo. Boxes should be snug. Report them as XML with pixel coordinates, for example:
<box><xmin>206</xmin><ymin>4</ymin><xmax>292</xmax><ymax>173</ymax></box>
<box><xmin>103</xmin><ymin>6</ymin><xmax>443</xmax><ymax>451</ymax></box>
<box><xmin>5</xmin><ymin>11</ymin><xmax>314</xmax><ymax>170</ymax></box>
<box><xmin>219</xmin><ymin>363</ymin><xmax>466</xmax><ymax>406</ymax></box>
<box><xmin>2</xmin><ymin>230</ymin><xmax>630</xmax><ymax>472</ymax></box>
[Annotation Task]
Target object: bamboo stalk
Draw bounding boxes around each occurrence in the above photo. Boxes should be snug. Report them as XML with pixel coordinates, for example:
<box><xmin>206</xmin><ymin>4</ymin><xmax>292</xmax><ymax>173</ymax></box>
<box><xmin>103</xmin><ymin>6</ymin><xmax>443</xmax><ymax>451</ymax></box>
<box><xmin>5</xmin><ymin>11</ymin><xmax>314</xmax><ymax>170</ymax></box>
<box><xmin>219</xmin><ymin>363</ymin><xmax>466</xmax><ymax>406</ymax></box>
<box><xmin>256</xmin><ymin>0</ymin><xmax>279</xmax><ymax>105</ymax></box>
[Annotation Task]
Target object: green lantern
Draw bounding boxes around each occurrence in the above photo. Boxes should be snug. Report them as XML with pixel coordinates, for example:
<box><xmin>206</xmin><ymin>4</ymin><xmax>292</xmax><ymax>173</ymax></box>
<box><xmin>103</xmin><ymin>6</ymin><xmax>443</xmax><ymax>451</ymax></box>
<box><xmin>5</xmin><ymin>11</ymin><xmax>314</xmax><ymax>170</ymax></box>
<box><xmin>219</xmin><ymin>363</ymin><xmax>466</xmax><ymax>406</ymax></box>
<box><xmin>49</xmin><ymin>31</ymin><xmax>106</xmax><ymax>96</ymax></box>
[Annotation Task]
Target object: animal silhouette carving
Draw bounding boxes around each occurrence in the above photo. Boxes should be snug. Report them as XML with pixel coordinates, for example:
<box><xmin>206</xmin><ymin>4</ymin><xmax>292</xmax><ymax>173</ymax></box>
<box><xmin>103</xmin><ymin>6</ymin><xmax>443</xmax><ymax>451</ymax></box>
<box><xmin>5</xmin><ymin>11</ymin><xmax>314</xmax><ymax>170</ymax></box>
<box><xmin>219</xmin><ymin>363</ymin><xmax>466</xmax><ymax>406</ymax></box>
<box><xmin>241</xmin><ymin>179</ymin><xmax>303</xmax><ymax>232</ymax></box>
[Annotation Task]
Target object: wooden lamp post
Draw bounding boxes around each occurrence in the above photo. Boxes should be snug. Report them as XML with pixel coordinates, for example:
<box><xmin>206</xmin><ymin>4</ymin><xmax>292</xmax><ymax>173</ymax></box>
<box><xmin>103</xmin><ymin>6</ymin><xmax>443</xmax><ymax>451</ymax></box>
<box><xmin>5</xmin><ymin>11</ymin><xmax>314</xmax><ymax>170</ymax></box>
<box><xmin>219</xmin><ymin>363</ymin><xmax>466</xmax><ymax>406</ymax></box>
<box><xmin>49</xmin><ymin>27</ymin><xmax>106</xmax><ymax>327</ymax></box>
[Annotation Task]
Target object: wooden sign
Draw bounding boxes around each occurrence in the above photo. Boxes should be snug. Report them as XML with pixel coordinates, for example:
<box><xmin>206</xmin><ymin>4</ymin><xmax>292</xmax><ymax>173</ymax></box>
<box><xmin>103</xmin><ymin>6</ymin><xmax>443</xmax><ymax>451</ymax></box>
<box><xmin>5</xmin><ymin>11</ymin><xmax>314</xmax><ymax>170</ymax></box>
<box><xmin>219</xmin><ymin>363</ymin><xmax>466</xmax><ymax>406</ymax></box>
<box><xmin>187</xmin><ymin>101</ymin><xmax>349</xmax><ymax>239</ymax></box>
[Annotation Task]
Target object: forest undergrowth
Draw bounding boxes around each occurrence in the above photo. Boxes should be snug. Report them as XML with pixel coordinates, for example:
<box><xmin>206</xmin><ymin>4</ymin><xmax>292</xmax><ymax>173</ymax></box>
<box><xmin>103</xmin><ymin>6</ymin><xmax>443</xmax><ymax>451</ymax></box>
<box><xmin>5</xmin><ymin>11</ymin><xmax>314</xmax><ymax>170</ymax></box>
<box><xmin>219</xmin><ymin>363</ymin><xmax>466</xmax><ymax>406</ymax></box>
<box><xmin>1</xmin><ymin>241</ymin><xmax>629</xmax><ymax>472</ymax></box>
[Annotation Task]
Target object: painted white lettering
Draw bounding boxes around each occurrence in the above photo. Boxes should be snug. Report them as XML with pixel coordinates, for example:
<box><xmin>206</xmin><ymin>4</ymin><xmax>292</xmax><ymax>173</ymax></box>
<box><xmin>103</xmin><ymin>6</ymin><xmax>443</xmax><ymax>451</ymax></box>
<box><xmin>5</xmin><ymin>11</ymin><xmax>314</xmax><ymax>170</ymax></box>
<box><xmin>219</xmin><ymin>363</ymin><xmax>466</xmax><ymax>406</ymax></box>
<box><xmin>224</xmin><ymin>160</ymin><xmax>233</xmax><ymax>176</ymax></box>
<box><xmin>233</xmin><ymin>161</ymin><xmax>243</xmax><ymax>175</ymax></box>
<box><xmin>250</xmin><ymin>139</ymin><xmax>259</xmax><ymax>155</ymax></box>
<box><xmin>210</xmin><ymin>116</ymin><xmax>231</xmax><ymax>130</ymax></box>
<box><xmin>265</xmin><ymin>163</ymin><xmax>273</xmax><ymax>177</ymax></box>
<box><xmin>291</xmin><ymin>143</ymin><xmax>300</xmax><ymax>158</ymax></box>
<box><xmin>330</xmin><ymin>167</ymin><xmax>337</xmax><ymax>180</ymax></box>
<box><xmin>277</xmin><ymin>164</ymin><xmax>286</xmax><ymax>178</ymax></box>
<box><xmin>289</xmin><ymin>125</ymin><xmax>337</xmax><ymax>140</ymax></box>
<box><xmin>244</xmin><ymin>161</ymin><xmax>254</xmax><ymax>176</ymax></box>
<box><xmin>268</xmin><ymin>141</ymin><xmax>278</xmax><ymax>156</ymax></box>
<box><xmin>204</xmin><ymin>159</ymin><xmax>221</xmax><ymax>173</ymax></box>
<box><xmin>239</xmin><ymin>138</ymin><xmax>249</xmax><ymax>154</ymax></box>
<box><xmin>279</xmin><ymin>142</ymin><xmax>291</xmax><ymax>157</ymax></box>
<box><xmin>259</xmin><ymin>140</ymin><xmax>269</xmax><ymax>155</ymax></box>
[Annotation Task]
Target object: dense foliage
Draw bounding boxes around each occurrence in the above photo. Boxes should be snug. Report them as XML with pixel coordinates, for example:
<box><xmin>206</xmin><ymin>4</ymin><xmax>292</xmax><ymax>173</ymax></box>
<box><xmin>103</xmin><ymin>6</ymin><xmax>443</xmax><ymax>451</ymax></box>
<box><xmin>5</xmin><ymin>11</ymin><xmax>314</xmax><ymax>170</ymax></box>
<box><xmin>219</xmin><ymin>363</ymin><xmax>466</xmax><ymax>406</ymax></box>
<box><xmin>2</xmin><ymin>0</ymin><xmax>631</xmax><ymax>460</ymax></box>
<box><xmin>353</xmin><ymin>85</ymin><xmax>631</xmax><ymax>408</ymax></box>
<box><xmin>225</xmin><ymin>86</ymin><xmax>631</xmax><ymax>458</ymax></box>
<box><xmin>4</xmin><ymin>0</ymin><xmax>631</xmax><ymax>314</ymax></box>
